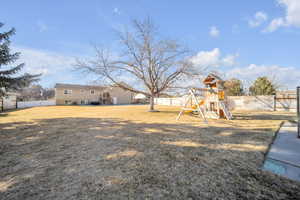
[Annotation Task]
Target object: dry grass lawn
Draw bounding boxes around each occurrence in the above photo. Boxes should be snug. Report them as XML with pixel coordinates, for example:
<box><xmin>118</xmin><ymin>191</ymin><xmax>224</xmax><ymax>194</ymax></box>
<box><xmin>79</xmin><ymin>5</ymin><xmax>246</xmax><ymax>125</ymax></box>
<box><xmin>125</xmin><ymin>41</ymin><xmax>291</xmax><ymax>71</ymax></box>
<box><xmin>0</xmin><ymin>105</ymin><xmax>300</xmax><ymax>200</ymax></box>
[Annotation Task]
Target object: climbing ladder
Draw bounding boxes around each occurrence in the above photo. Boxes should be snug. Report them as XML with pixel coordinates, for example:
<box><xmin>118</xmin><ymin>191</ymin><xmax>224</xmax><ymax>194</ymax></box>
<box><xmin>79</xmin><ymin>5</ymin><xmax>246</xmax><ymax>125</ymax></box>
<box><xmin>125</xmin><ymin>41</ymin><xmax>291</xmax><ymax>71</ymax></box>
<box><xmin>219</xmin><ymin>101</ymin><xmax>233</xmax><ymax>120</ymax></box>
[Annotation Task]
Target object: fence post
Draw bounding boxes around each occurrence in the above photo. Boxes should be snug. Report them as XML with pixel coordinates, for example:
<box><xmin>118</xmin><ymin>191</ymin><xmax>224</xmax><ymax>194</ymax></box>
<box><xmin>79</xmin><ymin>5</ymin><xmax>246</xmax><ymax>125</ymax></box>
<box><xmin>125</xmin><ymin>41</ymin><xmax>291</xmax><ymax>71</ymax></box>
<box><xmin>274</xmin><ymin>94</ymin><xmax>276</xmax><ymax>111</ymax></box>
<box><xmin>297</xmin><ymin>87</ymin><xmax>300</xmax><ymax>138</ymax></box>
<box><xmin>1</xmin><ymin>97</ymin><xmax>3</xmax><ymax>112</ymax></box>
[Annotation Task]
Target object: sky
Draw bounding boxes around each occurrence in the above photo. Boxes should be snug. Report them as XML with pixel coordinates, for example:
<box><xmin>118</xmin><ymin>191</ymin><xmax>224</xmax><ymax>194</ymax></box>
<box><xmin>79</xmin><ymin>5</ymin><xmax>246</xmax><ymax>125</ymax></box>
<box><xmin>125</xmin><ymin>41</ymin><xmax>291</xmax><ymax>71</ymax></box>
<box><xmin>1</xmin><ymin>0</ymin><xmax>300</xmax><ymax>89</ymax></box>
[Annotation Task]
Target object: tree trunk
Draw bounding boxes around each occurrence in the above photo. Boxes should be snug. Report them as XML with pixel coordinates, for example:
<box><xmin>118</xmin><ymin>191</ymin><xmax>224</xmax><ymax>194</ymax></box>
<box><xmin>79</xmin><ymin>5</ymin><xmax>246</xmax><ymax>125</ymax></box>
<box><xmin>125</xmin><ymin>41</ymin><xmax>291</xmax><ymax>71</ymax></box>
<box><xmin>149</xmin><ymin>96</ymin><xmax>158</xmax><ymax>112</ymax></box>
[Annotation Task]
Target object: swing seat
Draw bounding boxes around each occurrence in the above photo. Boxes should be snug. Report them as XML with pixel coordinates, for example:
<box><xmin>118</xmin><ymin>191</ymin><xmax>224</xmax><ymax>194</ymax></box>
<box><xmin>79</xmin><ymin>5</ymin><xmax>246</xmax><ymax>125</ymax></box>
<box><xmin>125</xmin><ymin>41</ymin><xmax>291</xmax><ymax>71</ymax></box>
<box><xmin>190</xmin><ymin>100</ymin><xmax>205</xmax><ymax>110</ymax></box>
<box><xmin>176</xmin><ymin>89</ymin><xmax>207</xmax><ymax>123</ymax></box>
<box><xmin>183</xmin><ymin>108</ymin><xmax>196</xmax><ymax>113</ymax></box>
<box><xmin>198</xmin><ymin>100</ymin><xmax>205</xmax><ymax>106</ymax></box>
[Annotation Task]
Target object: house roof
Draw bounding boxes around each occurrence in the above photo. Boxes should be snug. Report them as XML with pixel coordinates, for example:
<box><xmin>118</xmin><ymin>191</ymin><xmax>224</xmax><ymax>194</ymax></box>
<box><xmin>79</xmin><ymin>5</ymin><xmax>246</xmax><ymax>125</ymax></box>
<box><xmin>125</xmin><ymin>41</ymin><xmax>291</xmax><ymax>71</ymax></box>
<box><xmin>134</xmin><ymin>93</ymin><xmax>147</xmax><ymax>99</ymax></box>
<box><xmin>55</xmin><ymin>83</ymin><xmax>106</xmax><ymax>90</ymax></box>
<box><xmin>5</xmin><ymin>92</ymin><xmax>18</xmax><ymax>96</ymax></box>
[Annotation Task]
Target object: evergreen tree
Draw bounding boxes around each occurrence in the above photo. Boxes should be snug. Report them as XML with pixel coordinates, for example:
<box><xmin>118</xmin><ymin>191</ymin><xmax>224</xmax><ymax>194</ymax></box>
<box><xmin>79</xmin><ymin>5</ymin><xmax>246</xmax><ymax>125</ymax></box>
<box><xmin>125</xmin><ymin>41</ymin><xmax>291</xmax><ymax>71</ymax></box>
<box><xmin>0</xmin><ymin>23</ymin><xmax>40</xmax><ymax>96</ymax></box>
<box><xmin>249</xmin><ymin>76</ymin><xmax>276</xmax><ymax>95</ymax></box>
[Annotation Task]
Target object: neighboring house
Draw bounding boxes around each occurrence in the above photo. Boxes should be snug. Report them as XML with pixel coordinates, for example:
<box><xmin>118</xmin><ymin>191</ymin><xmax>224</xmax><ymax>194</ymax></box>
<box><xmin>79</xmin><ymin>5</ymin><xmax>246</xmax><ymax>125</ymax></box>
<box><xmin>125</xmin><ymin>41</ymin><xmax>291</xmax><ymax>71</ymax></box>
<box><xmin>133</xmin><ymin>93</ymin><xmax>148</xmax><ymax>104</ymax></box>
<box><xmin>55</xmin><ymin>83</ymin><xmax>134</xmax><ymax>105</ymax></box>
<box><xmin>0</xmin><ymin>92</ymin><xmax>17</xmax><ymax>111</ymax></box>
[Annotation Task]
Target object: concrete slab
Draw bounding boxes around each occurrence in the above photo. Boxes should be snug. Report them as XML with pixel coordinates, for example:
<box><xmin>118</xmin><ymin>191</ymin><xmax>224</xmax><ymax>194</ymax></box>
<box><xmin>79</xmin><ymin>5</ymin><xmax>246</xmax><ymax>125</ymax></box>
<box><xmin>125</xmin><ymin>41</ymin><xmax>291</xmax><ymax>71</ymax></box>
<box><xmin>263</xmin><ymin>121</ymin><xmax>300</xmax><ymax>182</ymax></box>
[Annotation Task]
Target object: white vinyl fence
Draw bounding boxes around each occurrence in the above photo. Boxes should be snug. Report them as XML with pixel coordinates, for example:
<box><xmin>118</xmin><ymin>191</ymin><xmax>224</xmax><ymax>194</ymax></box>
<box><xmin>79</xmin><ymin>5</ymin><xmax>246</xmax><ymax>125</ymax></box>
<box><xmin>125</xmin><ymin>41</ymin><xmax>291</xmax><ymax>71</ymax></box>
<box><xmin>17</xmin><ymin>100</ymin><xmax>55</xmax><ymax>109</ymax></box>
<box><xmin>154</xmin><ymin>95</ymin><xmax>296</xmax><ymax>112</ymax></box>
<box><xmin>4</xmin><ymin>97</ymin><xmax>17</xmax><ymax>109</ymax></box>
<box><xmin>154</xmin><ymin>97</ymin><xmax>186</xmax><ymax>106</ymax></box>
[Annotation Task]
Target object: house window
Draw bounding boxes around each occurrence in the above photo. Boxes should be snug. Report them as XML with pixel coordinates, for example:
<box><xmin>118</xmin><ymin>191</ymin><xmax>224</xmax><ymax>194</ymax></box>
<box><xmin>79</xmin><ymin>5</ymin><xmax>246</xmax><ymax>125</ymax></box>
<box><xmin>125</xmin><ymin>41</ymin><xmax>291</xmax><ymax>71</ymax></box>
<box><xmin>80</xmin><ymin>89</ymin><xmax>85</xmax><ymax>93</ymax></box>
<box><xmin>90</xmin><ymin>90</ymin><xmax>95</xmax><ymax>94</ymax></box>
<box><xmin>64</xmin><ymin>90</ymin><xmax>72</xmax><ymax>94</ymax></box>
<box><xmin>65</xmin><ymin>100</ymin><xmax>72</xmax><ymax>105</ymax></box>
<box><xmin>103</xmin><ymin>92</ymin><xmax>110</xmax><ymax>98</ymax></box>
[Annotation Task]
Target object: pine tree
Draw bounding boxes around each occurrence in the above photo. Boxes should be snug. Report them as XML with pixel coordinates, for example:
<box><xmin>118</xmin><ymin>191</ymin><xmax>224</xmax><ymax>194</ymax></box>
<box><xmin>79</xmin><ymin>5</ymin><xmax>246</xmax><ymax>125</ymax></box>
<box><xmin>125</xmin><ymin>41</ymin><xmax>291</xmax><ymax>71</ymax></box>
<box><xmin>0</xmin><ymin>23</ymin><xmax>40</xmax><ymax>96</ymax></box>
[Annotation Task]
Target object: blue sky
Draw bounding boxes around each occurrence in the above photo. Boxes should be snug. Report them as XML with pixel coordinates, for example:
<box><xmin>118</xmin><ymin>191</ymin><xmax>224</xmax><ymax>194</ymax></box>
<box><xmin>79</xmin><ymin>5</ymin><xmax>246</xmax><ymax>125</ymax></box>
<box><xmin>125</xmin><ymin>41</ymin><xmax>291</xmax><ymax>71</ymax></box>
<box><xmin>1</xmin><ymin>0</ymin><xmax>300</xmax><ymax>89</ymax></box>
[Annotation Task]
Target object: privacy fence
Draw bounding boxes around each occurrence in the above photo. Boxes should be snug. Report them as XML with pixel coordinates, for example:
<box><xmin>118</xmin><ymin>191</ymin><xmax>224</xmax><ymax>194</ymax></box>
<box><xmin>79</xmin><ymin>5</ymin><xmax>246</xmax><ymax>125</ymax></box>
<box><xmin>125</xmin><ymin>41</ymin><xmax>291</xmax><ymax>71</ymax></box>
<box><xmin>17</xmin><ymin>100</ymin><xmax>56</xmax><ymax>109</ymax></box>
<box><xmin>1</xmin><ymin>91</ymin><xmax>296</xmax><ymax>112</ymax></box>
<box><xmin>275</xmin><ymin>91</ymin><xmax>297</xmax><ymax>112</ymax></box>
<box><xmin>0</xmin><ymin>95</ymin><xmax>17</xmax><ymax>111</ymax></box>
<box><xmin>155</xmin><ymin>94</ymin><xmax>297</xmax><ymax>112</ymax></box>
<box><xmin>1</xmin><ymin>99</ymin><xmax>55</xmax><ymax>111</ymax></box>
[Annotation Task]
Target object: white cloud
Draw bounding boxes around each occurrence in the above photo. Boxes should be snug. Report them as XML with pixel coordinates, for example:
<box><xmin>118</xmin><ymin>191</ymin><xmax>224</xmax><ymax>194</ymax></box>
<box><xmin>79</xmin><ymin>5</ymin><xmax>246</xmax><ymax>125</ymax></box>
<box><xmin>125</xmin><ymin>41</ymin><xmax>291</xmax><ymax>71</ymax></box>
<box><xmin>209</xmin><ymin>26</ymin><xmax>220</xmax><ymax>37</ymax></box>
<box><xmin>113</xmin><ymin>7</ymin><xmax>121</xmax><ymax>15</ymax></box>
<box><xmin>265</xmin><ymin>18</ymin><xmax>286</xmax><ymax>32</ymax></box>
<box><xmin>190</xmin><ymin>48</ymin><xmax>238</xmax><ymax>68</ymax></box>
<box><xmin>248</xmin><ymin>11</ymin><xmax>268</xmax><ymax>27</ymax></box>
<box><xmin>36</xmin><ymin>20</ymin><xmax>48</xmax><ymax>32</ymax></box>
<box><xmin>226</xmin><ymin>64</ymin><xmax>300</xmax><ymax>89</ymax></box>
<box><xmin>14</xmin><ymin>46</ymin><xmax>74</xmax><ymax>76</ymax></box>
<box><xmin>223</xmin><ymin>54</ymin><xmax>238</xmax><ymax>66</ymax></box>
<box><xmin>10</xmin><ymin>46</ymin><xmax>86</xmax><ymax>87</ymax></box>
<box><xmin>265</xmin><ymin>0</ymin><xmax>300</xmax><ymax>32</ymax></box>
<box><xmin>12</xmin><ymin>46</ymin><xmax>126</xmax><ymax>87</ymax></box>
<box><xmin>190</xmin><ymin>48</ymin><xmax>221</xmax><ymax>67</ymax></box>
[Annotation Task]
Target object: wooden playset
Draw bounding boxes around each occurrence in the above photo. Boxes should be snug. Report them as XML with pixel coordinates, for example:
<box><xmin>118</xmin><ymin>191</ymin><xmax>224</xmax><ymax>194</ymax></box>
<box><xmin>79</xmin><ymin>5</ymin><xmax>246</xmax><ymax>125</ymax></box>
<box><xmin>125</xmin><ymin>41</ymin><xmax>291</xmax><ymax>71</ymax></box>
<box><xmin>176</xmin><ymin>73</ymin><xmax>232</xmax><ymax>122</ymax></box>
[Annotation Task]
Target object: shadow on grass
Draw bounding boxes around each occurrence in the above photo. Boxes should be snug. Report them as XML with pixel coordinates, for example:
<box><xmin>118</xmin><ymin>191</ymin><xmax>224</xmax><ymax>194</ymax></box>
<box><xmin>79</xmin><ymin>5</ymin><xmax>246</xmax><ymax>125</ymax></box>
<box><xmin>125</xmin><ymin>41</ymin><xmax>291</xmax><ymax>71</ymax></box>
<box><xmin>233</xmin><ymin>113</ymin><xmax>295</xmax><ymax>121</ymax></box>
<box><xmin>0</xmin><ymin>116</ymin><xmax>299</xmax><ymax>199</ymax></box>
<box><xmin>0</xmin><ymin>113</ymin><xmax>8</xmax><ymax>117</ymax></box>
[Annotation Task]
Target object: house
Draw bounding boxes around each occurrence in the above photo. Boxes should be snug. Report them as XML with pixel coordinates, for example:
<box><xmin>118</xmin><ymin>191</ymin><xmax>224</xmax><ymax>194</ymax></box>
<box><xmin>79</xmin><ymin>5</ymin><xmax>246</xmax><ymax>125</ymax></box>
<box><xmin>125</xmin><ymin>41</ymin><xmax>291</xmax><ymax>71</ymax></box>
<box><xmin>133</xmin><ymin>93</ymin><xmax>148</xmax><ymax>104</ymax></box>
<box><xmin>54</xmin><ymin>83</ymin><xmax>134</xmax><ymax>105</ymax></box>
<box><xmin>0</xmin><ymin>92</ymin><xmax>17</xmax><ymax>111</ymax></box>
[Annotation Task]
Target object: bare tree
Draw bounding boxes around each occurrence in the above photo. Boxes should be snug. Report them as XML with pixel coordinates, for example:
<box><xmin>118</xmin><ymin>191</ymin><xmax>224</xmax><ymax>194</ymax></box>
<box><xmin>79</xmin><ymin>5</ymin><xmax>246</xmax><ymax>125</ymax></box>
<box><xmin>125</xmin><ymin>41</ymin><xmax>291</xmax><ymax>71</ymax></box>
<box><xmin>75</xmin><ymin>18</ymin><xmax>195</xmax><ymax>111</ymax></box>
<box><xmin>18</xmin><ymin>84</ymin><xmax>55</xmax><ymax>101</ymax></box>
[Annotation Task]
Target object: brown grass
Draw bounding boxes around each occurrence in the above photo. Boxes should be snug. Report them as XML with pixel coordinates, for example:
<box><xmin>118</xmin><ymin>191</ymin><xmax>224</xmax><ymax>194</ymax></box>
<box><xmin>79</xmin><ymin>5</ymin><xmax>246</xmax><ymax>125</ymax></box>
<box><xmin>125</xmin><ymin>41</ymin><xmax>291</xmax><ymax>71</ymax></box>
<box><xmin>0</xmin><ymin>105</ymin><xmax>299</xmax><ymax>199</ymax></box>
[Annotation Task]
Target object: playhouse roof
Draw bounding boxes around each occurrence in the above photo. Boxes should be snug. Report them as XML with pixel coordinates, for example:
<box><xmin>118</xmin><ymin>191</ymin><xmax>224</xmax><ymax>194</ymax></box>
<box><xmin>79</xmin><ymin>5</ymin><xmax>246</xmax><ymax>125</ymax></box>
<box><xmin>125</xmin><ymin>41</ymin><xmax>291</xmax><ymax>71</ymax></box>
<box><xmin>202</xmin><ymin>73</ymin><xmax>223</xmax><ymax>86</ymax></box>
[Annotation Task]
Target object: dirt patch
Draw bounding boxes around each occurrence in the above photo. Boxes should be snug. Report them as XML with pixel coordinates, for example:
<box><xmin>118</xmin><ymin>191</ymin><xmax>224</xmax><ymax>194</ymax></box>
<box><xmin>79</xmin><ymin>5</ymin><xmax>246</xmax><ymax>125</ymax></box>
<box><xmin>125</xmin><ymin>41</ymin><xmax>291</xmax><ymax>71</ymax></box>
<box><xmin>0</xmin><ymin>105</ymin><xmax>299</xmax><ymax>199</ymax></box>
